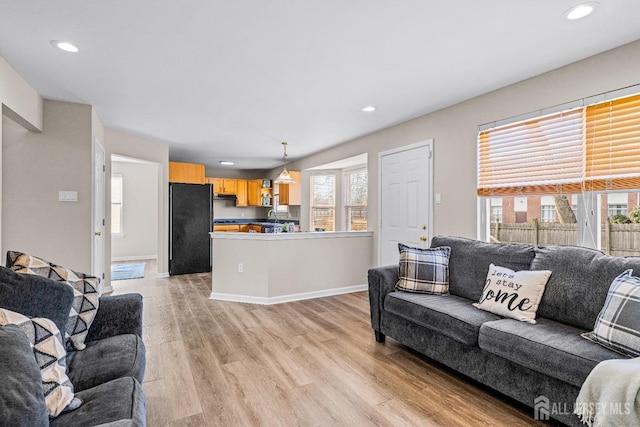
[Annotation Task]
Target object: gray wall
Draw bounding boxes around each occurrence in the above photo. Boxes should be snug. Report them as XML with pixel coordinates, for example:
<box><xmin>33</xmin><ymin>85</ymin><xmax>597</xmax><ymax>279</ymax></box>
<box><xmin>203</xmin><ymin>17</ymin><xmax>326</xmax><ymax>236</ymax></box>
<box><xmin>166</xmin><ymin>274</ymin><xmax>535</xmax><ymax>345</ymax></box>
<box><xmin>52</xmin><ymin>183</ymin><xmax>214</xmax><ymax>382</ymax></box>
<box><xmin>273</xmin><ymin>39</ymin><xmax>640</xmax><ymax>265</ymax></box>
<box><xmin>2</xmin><ymin>100</ymin><xmax>95</xmax><ymax>273</ymax></box>
<box><xmin>111</xmin><ymin>160</ymin><xmax>159</xmax><ymax>260</ymax></box>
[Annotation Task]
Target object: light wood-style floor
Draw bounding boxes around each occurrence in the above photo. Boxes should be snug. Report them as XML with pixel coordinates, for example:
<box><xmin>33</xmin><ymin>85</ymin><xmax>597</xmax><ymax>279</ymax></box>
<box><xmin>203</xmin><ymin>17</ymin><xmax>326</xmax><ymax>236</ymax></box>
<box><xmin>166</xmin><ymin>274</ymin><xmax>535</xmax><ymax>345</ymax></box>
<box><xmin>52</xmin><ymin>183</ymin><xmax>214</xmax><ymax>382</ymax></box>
<box><xmin>111</xmin><ymin>261</ymin><xmax>544</xmax><ymax>427</ymax></box>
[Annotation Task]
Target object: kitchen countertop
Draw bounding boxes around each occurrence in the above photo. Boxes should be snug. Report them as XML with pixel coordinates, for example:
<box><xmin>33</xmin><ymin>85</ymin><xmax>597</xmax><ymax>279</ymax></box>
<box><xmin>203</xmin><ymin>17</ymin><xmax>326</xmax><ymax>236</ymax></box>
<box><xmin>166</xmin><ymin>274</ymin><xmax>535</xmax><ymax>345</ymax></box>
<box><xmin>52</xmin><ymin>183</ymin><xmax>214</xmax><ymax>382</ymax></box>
<box><xmin>210</xmin><ymin>230</ymin><xmax>372</xmax><ymax>240</ymax></box>
<box><xmin>213</xmin><ymin>218</ymin><xmax>299</xmax><ymax>224</ymax></box>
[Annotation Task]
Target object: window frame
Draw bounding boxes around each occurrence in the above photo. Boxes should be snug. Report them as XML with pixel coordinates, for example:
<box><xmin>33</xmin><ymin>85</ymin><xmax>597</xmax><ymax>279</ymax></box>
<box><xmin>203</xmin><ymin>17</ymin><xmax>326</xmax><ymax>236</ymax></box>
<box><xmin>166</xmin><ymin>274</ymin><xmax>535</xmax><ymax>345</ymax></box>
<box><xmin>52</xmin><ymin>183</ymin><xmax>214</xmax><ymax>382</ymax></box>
<box><xmin>343</xmin><ymin>166</ymin><xmax>368</xmax><ymax>231</ymax></box>
<box><xmin>111</xmin><ymin>174</ymin><xmax>124</xmax><ymax>238</ymax></box>
<box><xmin>309</xmin><ymin>172</ymin><xmax>337</xmax><ymax>231</ymax></box>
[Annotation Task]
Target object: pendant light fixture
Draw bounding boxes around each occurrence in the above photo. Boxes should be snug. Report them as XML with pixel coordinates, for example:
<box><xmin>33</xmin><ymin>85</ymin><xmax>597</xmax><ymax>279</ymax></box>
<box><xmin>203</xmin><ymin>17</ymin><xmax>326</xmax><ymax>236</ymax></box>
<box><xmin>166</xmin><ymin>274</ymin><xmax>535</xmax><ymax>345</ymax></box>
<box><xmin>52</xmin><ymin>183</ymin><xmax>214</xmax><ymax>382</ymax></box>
<box><xmin>274</xmin><ymin>142</ymin><xmax>296</xmax><ymax>184</ymax></box>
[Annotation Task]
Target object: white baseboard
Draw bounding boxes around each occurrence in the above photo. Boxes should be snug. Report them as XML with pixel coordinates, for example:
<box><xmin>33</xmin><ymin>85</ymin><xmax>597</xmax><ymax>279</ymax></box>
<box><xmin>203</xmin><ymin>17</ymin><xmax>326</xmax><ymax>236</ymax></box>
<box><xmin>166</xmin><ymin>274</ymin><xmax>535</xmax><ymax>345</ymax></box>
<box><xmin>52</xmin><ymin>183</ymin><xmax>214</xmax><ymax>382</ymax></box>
<box><xmin>209</xmin><ymin>284</ymin><xmax>367</xmax><ymax>305</ymax></box>
<box><xmin>155</xmin><ymin>272</ymin><xmax>169</xmax><ymax>278</ymax></box>
<box><xmin>111</xmin><ymin>255</ymin><xmax>157</xmax><ymax>262</ymax></box>
<box><xmin>102</xmin><ymin>285</ymin><xmax>114</xmax><ymax>295</ymax></box>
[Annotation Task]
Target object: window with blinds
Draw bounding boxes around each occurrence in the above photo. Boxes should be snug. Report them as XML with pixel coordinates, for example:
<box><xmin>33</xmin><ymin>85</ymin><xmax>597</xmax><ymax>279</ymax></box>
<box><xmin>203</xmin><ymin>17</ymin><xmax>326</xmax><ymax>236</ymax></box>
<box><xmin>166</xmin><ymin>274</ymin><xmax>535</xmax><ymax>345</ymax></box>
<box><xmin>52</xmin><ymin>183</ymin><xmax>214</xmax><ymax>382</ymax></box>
<box><xmin>344</xmin><ymin>168</ymin><xmax>367</xmax><ymax>231</ymax></box>
<box><xmin>585</xmin><ymin>93</ymin><xmax>640</xmax><ymax>191</ymax></box>
<box><xmin>478</xmin><ymin>92</ymin><xmax>640</xmax><ymax>197</ymax></box>
<box><xmin>310</xmin><ymin>174</ymin><xmax>335</xmax><ymax>231</ymax></box>
<box><xmin>111</xmin><ymin>175</ymin><xmax>123</xmax><ymax>235</ymax></box>
<box><xmin>478</xmin><ymin>108</ymin><xmax>584</xmax><ymax>196</ymax></box>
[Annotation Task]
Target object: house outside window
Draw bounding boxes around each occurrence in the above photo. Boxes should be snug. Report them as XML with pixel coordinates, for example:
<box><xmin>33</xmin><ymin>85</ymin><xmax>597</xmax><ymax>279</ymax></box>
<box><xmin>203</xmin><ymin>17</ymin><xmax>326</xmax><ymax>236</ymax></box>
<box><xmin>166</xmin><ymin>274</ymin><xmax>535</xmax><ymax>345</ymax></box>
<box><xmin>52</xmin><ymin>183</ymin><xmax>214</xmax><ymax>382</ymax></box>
<box><xmin>608</xmin><ymin>204</ymin><xmax>628</xmax><ymax>217</ymax></box>
<box><xmin>540</xmin><ymin>196</ymin><xmax>556</xmax><ymax>223</ymax></box>
<box><xmin>541</xmin><ymin>205</ymin><xmax>556</xmax><ymax>223</ymax></box>
<box><xmin>490</xmin><ymin>198</ymin><xmax>502</xmax><ymax>223</ymax></box>
<box><xmin>111</xmin><ymin>175</ymin><xmax>123</xmax><ymax>236</ymax></box>
<box><xmin>310</xmin><ymin>174</ymin><xmax>336</xmax><ymax>231</ymax></box>
<box><xmin>344</xmin><ymin>167</ymin><xmax>367</xmax><ymax>231</ymax></box>
<box><xmin>490</xmin><ymin>207</ymin><xmax>503</xmax><ymax>223</ymax></box>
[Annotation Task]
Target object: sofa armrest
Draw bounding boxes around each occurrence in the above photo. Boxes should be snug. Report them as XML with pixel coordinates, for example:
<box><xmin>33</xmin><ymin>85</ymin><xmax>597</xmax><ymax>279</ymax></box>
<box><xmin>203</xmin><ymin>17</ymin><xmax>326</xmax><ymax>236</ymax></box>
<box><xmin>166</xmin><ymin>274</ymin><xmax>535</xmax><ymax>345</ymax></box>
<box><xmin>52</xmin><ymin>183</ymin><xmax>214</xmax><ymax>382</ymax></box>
<box><xmin>86</xmin><ymin>294</ymin><xmax>143</xmax><ymax>342</ymax></box>
<box><xmin>368</xmin><ymin>265</ymin><xmax>398</xmax><ymax>338</ymax></box>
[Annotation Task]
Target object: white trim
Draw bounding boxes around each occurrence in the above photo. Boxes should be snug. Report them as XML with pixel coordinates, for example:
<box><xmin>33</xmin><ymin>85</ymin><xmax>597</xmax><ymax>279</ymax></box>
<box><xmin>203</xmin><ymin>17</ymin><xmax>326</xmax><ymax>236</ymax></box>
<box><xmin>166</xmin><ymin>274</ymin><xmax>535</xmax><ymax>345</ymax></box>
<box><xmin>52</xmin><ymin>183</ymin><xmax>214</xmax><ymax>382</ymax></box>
<box><xmin>111</xmin><ymin>255</ymin><xmax>158</xmax><ymax>262</ymax></box>
<box><xmin>209</xmin><ymin>284</ymin><xmax>367</xmax><ymax>305</ymax></box>
<box><xmin>155</xmin><ymin>272</ymin><xmax>169</xmax><ymax>278</ymax></box>
<box><xmin>102</xmin><ymin>284</ymin><xmax>114</xmax><ymax>295</ymax></box>
<box><xmin>377</xmin><ymin>139</ymin><xmax>434</xmax><ymax>266</ymax></box>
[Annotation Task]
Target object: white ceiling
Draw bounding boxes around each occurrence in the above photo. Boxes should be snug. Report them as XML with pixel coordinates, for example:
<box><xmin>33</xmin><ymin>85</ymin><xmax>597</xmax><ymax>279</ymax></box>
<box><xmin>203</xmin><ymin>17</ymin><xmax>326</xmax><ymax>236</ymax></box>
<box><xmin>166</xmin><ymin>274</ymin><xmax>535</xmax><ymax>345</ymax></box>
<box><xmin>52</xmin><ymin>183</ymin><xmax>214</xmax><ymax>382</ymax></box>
<box><xmin>1</xmin><ymin>1</ymin><xmax>639</xmax><ymax>170</ymax></box>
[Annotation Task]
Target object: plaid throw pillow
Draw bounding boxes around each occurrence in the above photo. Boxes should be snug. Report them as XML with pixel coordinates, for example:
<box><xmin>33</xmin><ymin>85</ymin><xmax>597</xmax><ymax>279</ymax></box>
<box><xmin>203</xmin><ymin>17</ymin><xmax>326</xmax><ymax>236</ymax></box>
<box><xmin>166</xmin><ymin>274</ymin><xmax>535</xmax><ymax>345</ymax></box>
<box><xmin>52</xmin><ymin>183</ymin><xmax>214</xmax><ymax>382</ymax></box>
<box><xmin>395</xmin><ymin>244</ymin><xmax>451</xmax><ymax>294</ymax></box>
<box><xmin>583</xmin><ymin>270</ymin><xmax>640</xmax><ymax>357</ymax></box>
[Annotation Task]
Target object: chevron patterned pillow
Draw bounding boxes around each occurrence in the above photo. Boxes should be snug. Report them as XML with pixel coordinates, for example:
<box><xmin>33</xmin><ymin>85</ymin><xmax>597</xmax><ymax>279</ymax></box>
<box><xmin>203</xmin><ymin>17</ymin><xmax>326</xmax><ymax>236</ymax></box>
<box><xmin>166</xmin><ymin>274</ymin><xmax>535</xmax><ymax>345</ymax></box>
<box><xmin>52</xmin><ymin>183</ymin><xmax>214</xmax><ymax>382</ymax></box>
<box><xmin>0</xmin><ymin>309</ymin><xmax>82</xmax><ymax>417</ymax></box>
<box><xmin>6</xmin><ymin>251</ymin><xmax>100</xmax><ymax>351</ymax></box>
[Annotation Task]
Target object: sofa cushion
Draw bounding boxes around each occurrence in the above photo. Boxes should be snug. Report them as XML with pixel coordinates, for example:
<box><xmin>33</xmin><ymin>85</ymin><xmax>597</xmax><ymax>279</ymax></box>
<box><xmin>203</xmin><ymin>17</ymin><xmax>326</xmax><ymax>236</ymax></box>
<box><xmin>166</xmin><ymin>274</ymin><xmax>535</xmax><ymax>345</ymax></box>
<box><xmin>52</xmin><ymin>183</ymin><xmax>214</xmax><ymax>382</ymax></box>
<box><xmin>479</xmin><ymin>318</ymin><xmax>626</xmax><ymax>388</ymax></box>
<box><xmin>385</xmin><ymin>291</ymin><xmax>501</xmax><ymax>346</ymax></box>
<box><xmin>67</xmin><ymin>334</ymin><xmax>146</xmax><ymax>392</ymax></box>
<box><xmin>0</xmin><ymin>309</ymin><xmax>81</xmax><ymax>417</ymax></box>
<box><xmin>531</xmin><ymin>245</ymin><xmax>640</xmax><ymax>330</ymax></box>
<box><xmin>7</xmin><ymin>250</ymin><xmax>101</xmax><ymax>351</ymax></box>
<box><xmin>395</xmin><ymin>244</ymin><xmax>451</xmax><ymax>294</ymax></box>
<box><xmin>584</xmin><ymin>270</ymin><xmax>640</xmax><ymax>357</ymax></box>
<box><xmin>0</xmin><ymin>324</ymin><xmax>49</xmax><ymax>427</ymax></box>
<box><xmin>473</xmin><ymin>264</ymin><xmax>551</xmax><ymax>324</ymax></box>
<box><xmin>430</xmin><ymin>236</ymin><xmax>535</xmax><ymax>301</ymax></box>
<box><xmin>49</xmin><ymin>377</ymin><xmax>146</xmax><ymax>427</ymax></box>
<box><xmin>0</xmin><ymin>266</ymin><xmax>74</xmax><ymax>334</ymax></box>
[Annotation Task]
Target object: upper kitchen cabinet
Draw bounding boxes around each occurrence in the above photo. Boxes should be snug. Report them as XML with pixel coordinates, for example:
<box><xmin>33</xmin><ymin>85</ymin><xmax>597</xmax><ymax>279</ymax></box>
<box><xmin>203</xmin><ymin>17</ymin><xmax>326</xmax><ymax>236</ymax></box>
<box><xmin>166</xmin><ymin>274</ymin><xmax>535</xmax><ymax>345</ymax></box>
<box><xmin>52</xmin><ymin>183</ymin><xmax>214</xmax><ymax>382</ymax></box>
<box><xmin>236</xmin><ymin>179</ymin><xmax>248</xmax><ymax>207</ymax></box>
<box><xmin>248</xmin><ymin>179</ymin><xmax>273</xmax><ymax>207</ymax></box>
<box><xmin>169</xmin><ymin>161</ymin><xmax>205</xmax><ymax>184</ymax></box>
<box><xmin>208</xmin><ymin>178</ymin><xmax>237</xmax><ymax>195</ymax></box>
<box><xmin>278</xmin><ymin>171</ymin><xmax>302</xmax><ymax>205</ymax></box>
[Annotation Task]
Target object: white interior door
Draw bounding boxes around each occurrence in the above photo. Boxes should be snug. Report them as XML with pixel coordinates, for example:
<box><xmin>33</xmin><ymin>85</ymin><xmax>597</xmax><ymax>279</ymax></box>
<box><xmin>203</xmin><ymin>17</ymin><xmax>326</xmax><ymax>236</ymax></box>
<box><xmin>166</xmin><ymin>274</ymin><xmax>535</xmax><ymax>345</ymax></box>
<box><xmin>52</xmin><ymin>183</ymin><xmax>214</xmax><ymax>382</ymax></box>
<box><xmin>93</xmin><ymin>139</ymin><xmax>106</xmax><ymax>292</ymax></box>
<box><xmin>379</xmin><ymin>140</ymin><xmax>433</xmax><ymax>266</ymax></box>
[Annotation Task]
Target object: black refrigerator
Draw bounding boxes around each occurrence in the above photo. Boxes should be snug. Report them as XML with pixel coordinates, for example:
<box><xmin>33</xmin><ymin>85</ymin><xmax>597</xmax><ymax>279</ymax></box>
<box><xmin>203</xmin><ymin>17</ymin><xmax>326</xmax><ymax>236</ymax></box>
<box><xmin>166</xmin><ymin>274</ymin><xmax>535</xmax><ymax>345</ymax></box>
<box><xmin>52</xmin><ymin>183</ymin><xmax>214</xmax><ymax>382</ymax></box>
<box><xmin>169</xmin><ymin>183</ymin><xmax>213</xmax><ymax>275</ymax></box>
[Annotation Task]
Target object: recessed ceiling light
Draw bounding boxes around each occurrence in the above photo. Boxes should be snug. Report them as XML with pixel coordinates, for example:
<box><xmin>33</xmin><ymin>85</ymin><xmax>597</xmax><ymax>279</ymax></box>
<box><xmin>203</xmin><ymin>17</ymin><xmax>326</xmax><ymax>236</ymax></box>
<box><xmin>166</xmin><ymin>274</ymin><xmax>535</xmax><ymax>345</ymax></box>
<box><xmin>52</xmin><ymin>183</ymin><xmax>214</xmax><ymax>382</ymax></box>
<box><xmin>564</xmin><ymin>2</ymin><xmax>598</xmax><ymax>20</ymax></box>
<box><xmin>361</xmin><ymin>106</ymin><xmax>376</xmax><ymax>113</ymax></box>
<box><xmin>50</xmin><ymin>40</ymin><xmax>79</xmax><ymax>53</ymax></box>
<box><xmin>219</xmin><ymin>161</ymin><xmax>234</xmax><ymax>166</ymax></box>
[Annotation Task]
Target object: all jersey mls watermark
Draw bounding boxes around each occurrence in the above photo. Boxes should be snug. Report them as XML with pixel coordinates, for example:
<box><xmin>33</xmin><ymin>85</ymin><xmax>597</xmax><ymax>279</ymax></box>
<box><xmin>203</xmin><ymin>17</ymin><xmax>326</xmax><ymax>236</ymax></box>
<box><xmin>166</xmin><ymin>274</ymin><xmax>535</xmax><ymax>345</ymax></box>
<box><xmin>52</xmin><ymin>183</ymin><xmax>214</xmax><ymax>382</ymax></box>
<box><xmin>534</xmin><ymin>395</ymin><xmax>631</xmax><ymax>421</ymax></box>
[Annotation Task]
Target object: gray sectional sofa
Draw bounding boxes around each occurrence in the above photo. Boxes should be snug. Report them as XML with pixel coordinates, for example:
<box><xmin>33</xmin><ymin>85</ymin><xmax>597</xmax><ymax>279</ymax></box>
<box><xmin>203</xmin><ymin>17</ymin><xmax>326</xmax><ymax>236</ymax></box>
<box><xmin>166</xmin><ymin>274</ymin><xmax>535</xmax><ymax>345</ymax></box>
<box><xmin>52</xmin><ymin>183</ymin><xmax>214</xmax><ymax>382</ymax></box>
<box><xmin>0</xmin><ymin>265</ymin><xmax>146</xmax><ymax>426</ymax></box>
<box><xmin>368</xmin><ymin>236</ymin><xmax>640</xmax><ymax>426</ymax></box>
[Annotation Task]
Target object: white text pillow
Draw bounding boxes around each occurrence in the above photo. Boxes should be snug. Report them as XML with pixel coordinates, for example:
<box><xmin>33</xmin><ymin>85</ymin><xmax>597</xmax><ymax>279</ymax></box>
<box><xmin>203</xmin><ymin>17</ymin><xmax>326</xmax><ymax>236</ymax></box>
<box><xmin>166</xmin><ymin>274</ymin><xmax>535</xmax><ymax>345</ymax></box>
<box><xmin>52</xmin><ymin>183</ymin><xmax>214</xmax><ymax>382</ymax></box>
<box><xmin>473</xmin><ymin>264</ymin><xmax>551</xmax><ymax>324</ymax></box>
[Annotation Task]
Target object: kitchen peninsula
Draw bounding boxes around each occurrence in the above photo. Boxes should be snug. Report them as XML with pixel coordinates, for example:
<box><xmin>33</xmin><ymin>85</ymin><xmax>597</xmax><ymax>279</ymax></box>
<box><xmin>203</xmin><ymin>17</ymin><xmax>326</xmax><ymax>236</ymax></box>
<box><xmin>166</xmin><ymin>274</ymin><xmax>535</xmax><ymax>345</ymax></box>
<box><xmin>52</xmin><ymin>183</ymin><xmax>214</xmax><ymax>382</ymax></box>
<box><xmin>210</xmin><ymin>231</ymin><xmax>373</xmax><ymax>304</ymax></box>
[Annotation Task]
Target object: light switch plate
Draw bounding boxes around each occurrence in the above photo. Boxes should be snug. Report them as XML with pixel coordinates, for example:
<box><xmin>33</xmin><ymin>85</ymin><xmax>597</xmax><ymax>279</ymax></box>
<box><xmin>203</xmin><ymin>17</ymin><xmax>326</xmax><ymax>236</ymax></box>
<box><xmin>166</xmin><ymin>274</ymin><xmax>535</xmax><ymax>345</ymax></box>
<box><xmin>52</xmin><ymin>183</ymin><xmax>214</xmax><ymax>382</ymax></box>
<box><xmin>435</xmin><ymin>193</ymin><xmax>441</xmax><ymax>204</ymax></box>
<box><xmin>59</xmin><ymin>191</ymin><xmax>78</xmax><ymax>202</ymax></box>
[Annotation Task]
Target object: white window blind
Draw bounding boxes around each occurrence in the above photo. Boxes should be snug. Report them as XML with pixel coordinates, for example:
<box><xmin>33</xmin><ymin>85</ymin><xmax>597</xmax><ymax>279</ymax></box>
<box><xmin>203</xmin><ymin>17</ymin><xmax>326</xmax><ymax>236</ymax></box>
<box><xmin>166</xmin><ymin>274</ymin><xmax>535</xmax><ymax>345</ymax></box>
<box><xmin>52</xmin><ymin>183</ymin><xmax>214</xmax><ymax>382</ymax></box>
<box><xmin>585</xmin><ymin>93</ymin><xmax>640</xmax><ymax>191</ymax></box>
<box><xmin>478</xmin><ymin>108</ymin><xmax>584</xmax><ymax>196</ymax></box>
<box><xmin>479</xmin><ymin>91</ymin><xmax>640</xmax><ymax>197</ymax></box>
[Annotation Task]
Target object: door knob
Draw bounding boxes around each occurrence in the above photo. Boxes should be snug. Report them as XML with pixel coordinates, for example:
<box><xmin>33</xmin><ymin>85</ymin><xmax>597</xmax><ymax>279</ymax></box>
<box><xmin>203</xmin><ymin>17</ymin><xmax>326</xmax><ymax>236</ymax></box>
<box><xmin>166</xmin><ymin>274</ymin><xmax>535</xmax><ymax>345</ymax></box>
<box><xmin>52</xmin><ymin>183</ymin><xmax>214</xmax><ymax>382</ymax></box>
<box><xmin>420</xmin><ymin>236</ymin><xmax>427</xmax><ymax>242</ymax></box>
<box><xmin>95</xmin><ymin>231</ymin><xmax>102</xmax><ymax>236</ymax></box>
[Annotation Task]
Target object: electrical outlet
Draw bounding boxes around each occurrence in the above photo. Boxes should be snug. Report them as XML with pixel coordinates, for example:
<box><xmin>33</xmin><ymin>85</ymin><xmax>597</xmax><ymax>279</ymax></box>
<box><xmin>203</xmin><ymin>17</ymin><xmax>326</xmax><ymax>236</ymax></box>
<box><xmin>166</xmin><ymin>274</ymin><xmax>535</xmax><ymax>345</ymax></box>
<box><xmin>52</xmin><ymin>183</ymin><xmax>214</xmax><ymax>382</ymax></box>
<box><xmin>238</xmin><ymin>263</ymin><xmax>243</xmax><ymax>273</ymax></box>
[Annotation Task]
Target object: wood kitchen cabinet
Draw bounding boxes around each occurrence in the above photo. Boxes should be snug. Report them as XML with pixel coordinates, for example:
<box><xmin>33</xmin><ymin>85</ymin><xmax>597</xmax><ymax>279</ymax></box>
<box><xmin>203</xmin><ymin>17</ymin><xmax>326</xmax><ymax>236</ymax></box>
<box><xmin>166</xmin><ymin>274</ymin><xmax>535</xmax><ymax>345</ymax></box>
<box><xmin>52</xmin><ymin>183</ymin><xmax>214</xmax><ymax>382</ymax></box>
<box><xmin>213</xmin><ymin>224</ymin><xmax>240</xmax><ymax>232</ymax></box>
<box><xmin>208</xmin><ymin>178</ymin><xmax>237</xmax><ymax>195</ymax></box>
<box><xmin>235</xmin><ymin>179</ymin><xmax>248</xmax><ymax>207</ymax></box>
<box><xmin>248</xmin><ymin>179</ymin><xmax>272</xmax><ymax>207</ymax></box>
<box><xmin>169</xmin><ymin>161</ymin><xmax>205</xmax><ymax>184</ymax></box>
<box><xmin>278</xmin><ymin>171</ymin><xmax>302</xmax><ymax>205</ymax></box>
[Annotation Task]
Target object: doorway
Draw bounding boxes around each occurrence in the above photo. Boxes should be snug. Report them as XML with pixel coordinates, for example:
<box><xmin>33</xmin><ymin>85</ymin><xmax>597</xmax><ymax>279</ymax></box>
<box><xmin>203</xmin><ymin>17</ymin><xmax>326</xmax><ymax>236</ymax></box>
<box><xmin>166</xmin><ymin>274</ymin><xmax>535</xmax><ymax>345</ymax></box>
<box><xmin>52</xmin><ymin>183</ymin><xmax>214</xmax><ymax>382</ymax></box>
<box><xmin>378</xmin><ymin>140</ymin><xmax>433</xmax><ymax>266</ymax></box>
